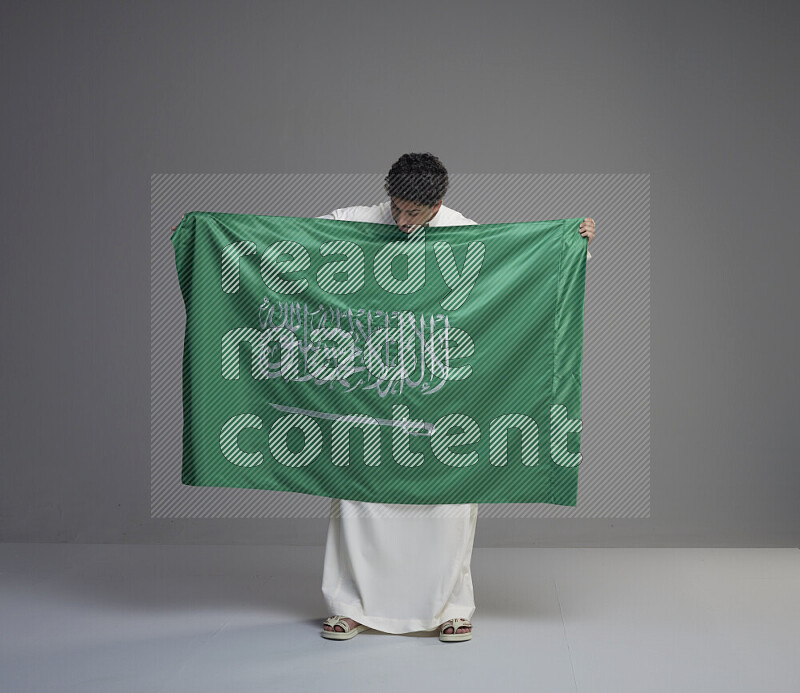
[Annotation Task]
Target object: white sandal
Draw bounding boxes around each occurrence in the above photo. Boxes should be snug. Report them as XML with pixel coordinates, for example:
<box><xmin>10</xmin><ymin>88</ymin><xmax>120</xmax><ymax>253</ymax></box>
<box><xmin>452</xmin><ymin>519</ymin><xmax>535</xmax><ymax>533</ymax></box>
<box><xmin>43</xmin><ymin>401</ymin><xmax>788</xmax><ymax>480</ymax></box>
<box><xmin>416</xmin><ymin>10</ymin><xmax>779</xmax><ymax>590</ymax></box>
<box><xmin>321</xmin><ymin>615</ymin><xmax>370</xmax><ymax>640</ymax></box>
<box><xmin>439</xmin><ymin>618</ymin><xmax>473</xmax><ymax>642</ymax></box>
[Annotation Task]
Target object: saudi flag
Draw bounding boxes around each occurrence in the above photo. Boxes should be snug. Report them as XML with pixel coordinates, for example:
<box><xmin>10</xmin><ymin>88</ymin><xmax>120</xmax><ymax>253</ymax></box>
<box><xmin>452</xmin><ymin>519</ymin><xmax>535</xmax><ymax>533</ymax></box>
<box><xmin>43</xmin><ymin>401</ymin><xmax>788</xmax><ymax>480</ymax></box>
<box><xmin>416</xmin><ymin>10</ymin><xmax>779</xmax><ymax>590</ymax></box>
<box><xmin>171</xmin><ymin>211</ymin><xmax>587</xmax><ymax>506</ymax></box>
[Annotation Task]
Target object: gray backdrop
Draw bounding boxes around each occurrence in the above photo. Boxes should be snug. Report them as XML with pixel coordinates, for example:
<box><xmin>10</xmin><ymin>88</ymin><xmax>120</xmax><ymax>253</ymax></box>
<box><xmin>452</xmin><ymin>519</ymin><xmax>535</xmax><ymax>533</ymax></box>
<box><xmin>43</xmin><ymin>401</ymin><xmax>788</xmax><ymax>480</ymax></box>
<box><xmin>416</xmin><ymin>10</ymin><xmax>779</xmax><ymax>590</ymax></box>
<box><xmin>1</xmin><ymin>0</ymin><xmax>797</xmax><ymax>546</ymax></box>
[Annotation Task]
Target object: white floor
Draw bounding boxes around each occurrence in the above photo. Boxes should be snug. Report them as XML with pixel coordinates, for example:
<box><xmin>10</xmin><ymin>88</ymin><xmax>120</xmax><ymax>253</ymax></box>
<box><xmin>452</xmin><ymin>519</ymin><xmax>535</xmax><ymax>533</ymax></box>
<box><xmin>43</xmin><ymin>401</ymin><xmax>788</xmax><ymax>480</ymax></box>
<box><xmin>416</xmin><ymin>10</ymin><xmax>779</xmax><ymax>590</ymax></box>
<box><xmin>1</xmin><ymin>544</ymin><xmax>798</xmax><ymax>693</ymax></box>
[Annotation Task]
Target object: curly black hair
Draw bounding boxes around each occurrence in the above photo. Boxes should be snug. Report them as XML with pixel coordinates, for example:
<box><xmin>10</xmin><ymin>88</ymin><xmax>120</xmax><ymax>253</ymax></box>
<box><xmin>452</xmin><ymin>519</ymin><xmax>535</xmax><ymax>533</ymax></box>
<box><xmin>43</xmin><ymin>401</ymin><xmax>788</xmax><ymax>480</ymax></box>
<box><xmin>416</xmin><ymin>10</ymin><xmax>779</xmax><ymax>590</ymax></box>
<box><xmin>383</xmin><ymin>152</ymin><xmax>449</xmax><ymax>207</ymax></box>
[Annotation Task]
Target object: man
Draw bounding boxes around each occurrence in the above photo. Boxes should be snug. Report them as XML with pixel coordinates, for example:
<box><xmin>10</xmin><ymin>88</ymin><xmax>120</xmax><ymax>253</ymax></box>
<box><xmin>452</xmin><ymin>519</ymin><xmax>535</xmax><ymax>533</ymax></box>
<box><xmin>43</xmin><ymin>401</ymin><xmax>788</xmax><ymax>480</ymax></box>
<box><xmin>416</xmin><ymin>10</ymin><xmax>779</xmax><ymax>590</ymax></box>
<box><xmin>315</xmin><ymin>153</ymin><xmax>595</xmax><ymax>641</ymax></box>
<box><xmin>171</xmin><ymin>156</ymin><xmax>595</xmax><ymax>640</ymax></box>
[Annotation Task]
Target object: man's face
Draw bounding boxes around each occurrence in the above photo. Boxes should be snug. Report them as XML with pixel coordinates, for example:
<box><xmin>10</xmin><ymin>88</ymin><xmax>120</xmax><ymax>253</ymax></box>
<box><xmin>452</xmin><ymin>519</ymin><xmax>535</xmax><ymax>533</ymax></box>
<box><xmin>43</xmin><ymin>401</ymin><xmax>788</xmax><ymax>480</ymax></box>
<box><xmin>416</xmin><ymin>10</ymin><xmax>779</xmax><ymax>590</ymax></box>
<box><xmin>390</xmin><ymin>197</ymin><xmax>443</xmax><ymax>234</ymax></box>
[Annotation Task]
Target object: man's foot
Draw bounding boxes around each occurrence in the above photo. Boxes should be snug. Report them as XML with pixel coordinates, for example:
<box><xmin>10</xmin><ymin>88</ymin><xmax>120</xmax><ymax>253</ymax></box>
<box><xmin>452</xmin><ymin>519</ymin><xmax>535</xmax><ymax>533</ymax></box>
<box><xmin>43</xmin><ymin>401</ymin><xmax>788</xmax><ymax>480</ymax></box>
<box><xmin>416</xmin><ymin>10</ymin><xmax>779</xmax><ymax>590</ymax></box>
<box><xmin>440</xmin><ymin>620</ymin><xmax>471</xmax><ymax>635</ymax></box>
<box><xmin>323</xmin><ymin>615</ymin><xmax>361</xmax><ymax>633</ymax></box>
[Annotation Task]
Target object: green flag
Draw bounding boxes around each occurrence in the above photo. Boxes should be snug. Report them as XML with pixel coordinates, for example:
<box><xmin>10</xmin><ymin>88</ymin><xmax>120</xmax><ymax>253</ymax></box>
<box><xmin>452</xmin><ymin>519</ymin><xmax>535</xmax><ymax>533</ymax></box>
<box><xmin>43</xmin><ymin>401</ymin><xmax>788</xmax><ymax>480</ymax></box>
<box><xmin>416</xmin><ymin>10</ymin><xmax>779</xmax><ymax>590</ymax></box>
<box><xmin>171</xmin><ymin>211</ymin><xmax>587</xmax><ymax>506</ymax></box>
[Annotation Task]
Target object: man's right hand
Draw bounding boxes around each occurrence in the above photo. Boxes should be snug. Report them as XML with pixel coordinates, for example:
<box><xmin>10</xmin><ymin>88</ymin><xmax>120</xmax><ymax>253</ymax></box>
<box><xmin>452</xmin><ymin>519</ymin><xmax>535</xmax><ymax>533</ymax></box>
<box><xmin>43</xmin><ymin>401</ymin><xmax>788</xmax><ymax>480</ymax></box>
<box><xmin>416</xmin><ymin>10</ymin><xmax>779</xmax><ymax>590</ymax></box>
<box><xmin>171</xmin><ymin>214</ymin><xmax>185</xmax><ymax>232</ymax></box>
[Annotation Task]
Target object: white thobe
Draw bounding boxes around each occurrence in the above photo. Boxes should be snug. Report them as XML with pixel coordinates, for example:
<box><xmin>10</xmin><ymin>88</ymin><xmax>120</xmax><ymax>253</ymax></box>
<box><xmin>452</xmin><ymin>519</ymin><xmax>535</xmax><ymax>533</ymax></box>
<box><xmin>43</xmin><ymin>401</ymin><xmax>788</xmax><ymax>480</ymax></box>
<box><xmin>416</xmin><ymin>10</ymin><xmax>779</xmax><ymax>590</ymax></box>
<box><xmin>314</xmin><ymin>201</ymin><xmax>591</xmax><ymax>634</ymax></box>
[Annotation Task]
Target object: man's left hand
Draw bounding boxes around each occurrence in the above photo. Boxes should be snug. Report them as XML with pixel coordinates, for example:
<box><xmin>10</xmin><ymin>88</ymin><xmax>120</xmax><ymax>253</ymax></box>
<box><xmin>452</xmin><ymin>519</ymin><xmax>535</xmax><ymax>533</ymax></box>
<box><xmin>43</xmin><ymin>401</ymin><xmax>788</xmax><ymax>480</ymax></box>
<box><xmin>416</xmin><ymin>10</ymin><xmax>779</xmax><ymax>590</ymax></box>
<box><xmin>579</xmin><ymin>218</ymin><xmax>595</xmax><ymax>244</ymax></box>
